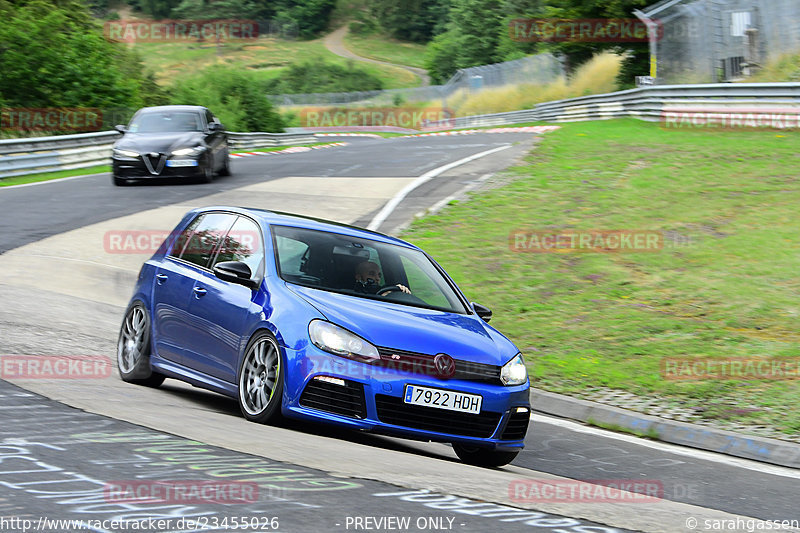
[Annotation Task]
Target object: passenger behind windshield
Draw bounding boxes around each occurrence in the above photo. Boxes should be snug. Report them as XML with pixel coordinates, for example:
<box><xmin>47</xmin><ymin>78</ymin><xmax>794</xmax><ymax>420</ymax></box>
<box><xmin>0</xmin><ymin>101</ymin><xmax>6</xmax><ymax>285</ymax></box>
<box><xmin>353</xmin><ymin>261</ymin><xmax>410</xmax><ymax>297</ymax></box>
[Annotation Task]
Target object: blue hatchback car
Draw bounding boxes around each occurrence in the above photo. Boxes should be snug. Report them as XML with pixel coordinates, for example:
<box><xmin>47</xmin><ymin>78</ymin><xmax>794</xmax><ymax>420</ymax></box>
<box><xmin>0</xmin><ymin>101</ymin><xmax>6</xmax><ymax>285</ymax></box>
<box><xmin>118</xmin><ymin>207</ymin><xmax>530</xmax><ymax>466</ymax></box>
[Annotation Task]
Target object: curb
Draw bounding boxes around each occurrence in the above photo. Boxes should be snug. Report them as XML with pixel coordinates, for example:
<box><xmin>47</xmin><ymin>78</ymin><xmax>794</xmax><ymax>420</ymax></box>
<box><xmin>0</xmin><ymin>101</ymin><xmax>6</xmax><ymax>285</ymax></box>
<box><xmin>531</xmin><ymin>388</ymin><xmax>800</xmax><ymax>469</ymax></box>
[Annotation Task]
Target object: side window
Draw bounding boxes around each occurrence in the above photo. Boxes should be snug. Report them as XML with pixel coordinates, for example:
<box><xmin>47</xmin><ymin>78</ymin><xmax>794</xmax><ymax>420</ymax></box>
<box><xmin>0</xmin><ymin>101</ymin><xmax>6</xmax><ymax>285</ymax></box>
<box><xmin>275</xmin><ymin>235</ymin><xmax>309</xmax><ymax>276</ymax></box>
<box><xmin>169</xmin><ymin>215</ymin><xmax>203</xmax><ymax>259</ymax></box>
<box><xmin>400</xmin><ymin>256</ymin><xmax>450</xmax><ymax>308</ymax></box>
<box><xmin>171</xmin><ymin>213</ymin><xmax>237</xmax><ymax>268</ymax></box>
<box><xmin>213</xmin><ymin>216</ymin><xmax>263</xmax><ymax>277</ymax></box>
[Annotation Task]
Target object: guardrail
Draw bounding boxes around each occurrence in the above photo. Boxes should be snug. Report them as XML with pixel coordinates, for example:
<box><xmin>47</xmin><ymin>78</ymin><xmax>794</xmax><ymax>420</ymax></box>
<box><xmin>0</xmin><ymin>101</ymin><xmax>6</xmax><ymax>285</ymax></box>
<box><xmin>2</xmin><ymin>83</ymin><xmax>799</xmax><ymax>179</ymax></box>
<box><xmin>0</xmin><ymin>131</ymin><xmax>317</xmax><ymax>179</ymax></box>
<box><xmin>427</xmin><ymin>82</ymin><xmax>800</xmax><ymax>129</ymax></box>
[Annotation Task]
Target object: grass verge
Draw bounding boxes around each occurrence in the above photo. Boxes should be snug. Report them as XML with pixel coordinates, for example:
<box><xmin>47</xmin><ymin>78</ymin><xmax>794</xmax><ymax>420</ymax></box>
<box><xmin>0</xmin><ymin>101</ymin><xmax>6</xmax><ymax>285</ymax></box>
<box><xmin>402</xmin><ymin>118</ymin><xmax>800</xmax><ymax>435</ymax></box>
<box><xmin>342</xmin><ymin>33</ymin><xmax>428</xmax><ymax>69</ymax></box>
<box><xmin>134</xmin><ymin>37</ymin><xmax>419</xmax><ymax>89</ymax></box>
<box><xmin>0</xmin><ymin>165</ymin><xmax>110</xmax><ymax>187</ymax></box>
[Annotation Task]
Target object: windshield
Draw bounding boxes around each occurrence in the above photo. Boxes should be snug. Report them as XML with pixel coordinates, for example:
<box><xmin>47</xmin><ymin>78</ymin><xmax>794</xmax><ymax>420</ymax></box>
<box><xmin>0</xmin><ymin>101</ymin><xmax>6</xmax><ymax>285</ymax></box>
<box><xmin>128</xmin><ymin>111</ymin><xmax>203</xmax><ymax>133</ymax></box>
<box><xmin>272</xmin><ymin>225</ymin><xmax>468</xmax><ymax>314</ymax></box>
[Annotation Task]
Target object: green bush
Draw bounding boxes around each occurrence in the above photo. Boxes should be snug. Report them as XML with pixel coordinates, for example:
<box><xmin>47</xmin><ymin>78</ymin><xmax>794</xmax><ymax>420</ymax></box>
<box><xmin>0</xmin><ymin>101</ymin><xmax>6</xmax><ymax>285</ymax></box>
<box><xmin>169</xmin><ymin>66</ymin><xmax>286</xmax><ymax>132</ymax></box>
<box><xmin>264</xmin><ymin>59</ymin><xmax>384</xmax><ymax>94</ymax></box>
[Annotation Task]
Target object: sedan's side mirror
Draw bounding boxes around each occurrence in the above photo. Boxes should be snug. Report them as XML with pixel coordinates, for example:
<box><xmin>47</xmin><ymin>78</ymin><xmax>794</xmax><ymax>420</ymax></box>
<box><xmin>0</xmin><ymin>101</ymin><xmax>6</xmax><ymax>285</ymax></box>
<box><xmin>208</xmin><ymin>122</ymin><xmax>223</xmax><ymax>132</ymax></box>
<box><xmin>213</xmin><ymin>261</ymin><xmax>257</xmax><ymax>289</ymax></box>
<box><xmin>114</xmin><ymin>124</ymin><xmax>127</xmax><ymax>134</ymax></box>
<box><xmin>471</xmin><ymin>302</ymin><xmax>492</xmax><ymax>323</ymax></box>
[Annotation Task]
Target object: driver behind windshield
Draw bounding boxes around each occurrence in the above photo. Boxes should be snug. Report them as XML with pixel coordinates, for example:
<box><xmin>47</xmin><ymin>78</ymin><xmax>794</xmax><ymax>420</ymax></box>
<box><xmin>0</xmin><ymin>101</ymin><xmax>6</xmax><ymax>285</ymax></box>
<box><xmin>354</xmin><ymin>261</ymin><xmax>410</xmax><ymax>297</ymax></box>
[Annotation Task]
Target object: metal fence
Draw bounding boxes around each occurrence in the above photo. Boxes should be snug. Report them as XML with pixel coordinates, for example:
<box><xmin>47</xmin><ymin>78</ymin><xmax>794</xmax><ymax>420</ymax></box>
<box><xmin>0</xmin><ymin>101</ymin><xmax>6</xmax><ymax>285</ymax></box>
<box><xmin>638</xmin><ymin>0</ymin><xmax>800</xmax><ymax>84</ymax></box>
<box><xmin>267</xmin><ymin>54</ymin><xmax>565</xmax><ymax>107</ymax></box>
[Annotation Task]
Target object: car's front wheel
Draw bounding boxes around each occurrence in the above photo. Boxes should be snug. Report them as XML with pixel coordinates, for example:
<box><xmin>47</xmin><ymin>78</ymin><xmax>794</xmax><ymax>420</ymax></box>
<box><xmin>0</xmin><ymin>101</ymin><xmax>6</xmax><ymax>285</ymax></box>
<box><xmin>452</xmin><ymin>443</ymin><xmax>519</xmax><ymax>467</ymax></box>
<box><xmin>117</xmin><ymin>302</ymin><xmax>165</xmax><ymax>387</ymax></box>
<box><xmin>238</xmin><ymin>332</ymin><xmax>284</xmax><ymax>423</ymax></box>
<box><xmin>200</xmin><ymin>157</ymin><xmax>214</xmax><ymax>183</ymax></box>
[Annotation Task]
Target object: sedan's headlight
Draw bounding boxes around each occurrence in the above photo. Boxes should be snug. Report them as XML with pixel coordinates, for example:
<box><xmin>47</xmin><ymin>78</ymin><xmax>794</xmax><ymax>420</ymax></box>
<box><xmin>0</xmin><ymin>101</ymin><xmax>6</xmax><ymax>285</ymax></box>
<box><xmin>500</xmin><ymin>353</ymin><xmax>528</xmax><ymax>386</ymax></box>
<box><xmin>171</xmin><ymin>146</ymin><xmax>204</xmax><ymax>156</ymax></box>
<box><xmin>113</xmin><ymin>148</ymin><xmax>139</xmax><ymax>159</ymax></box>
<box><xmin>308</xmin><ymin>320</ymin><xmax>380</xmax><ymax>362</ymax></box>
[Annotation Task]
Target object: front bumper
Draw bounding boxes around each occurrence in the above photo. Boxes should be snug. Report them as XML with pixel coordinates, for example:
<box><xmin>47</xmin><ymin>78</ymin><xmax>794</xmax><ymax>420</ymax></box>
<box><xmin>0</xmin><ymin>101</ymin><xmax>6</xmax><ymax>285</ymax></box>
<box><xmin>281</xmin><ymin>345</ymin><xmax>531</xmax><ymax>451</ymax></box>
<box><xmin>112</xmin><ymin>156</ymin><xmax>206</xmax><ymax>179</ymax></box>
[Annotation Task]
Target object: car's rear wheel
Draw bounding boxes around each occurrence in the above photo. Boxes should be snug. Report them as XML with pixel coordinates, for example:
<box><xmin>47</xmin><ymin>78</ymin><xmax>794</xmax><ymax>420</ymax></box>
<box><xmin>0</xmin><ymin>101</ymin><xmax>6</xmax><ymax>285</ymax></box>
<box><xmin>117</xmin><ymin>302</ymin><xmax>165</xmax><ymax>387</ymax></box>
<box><xmin>452</xmin><ymin>443</ymin><xmax>519</xmax><ymax>467</ymax></box>
<box><xmin>238</xmin><ymin>332</ymin><xmax>284</xmax><ymax>423</ymax></box>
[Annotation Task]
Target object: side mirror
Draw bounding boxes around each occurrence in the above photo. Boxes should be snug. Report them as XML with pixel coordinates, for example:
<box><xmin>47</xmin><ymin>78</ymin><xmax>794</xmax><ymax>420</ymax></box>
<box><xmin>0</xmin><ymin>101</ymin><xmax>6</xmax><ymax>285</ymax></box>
<box><xmin>114</xmin><ymin>124</ymin><xmax>127</xmax><ymax>134</ymax></box>
<box><xmin>208</xmin><ymin>122</ymin><xmax>223</xmax><ymax>132</ymax></box>
<box><xmin>213</xmin><ymin>261</ymin><xmax>257</xmax><ymax>289</ymax></box>
<box><xmin>471</xmin><ymin>302</ymin><xmax>492</xmax><ymax>323</ymax></box>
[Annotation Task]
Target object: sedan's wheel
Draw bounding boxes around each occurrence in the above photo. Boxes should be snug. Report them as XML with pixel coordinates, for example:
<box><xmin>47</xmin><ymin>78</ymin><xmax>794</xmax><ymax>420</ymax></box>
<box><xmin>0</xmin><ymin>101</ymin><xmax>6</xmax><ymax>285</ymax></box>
<box><xmin>117</xmin><ymin>302</ymin><xmax>165</xmax><ymax>387</ymax></box>
<box><xmin>238</xmin><ymin>332</ymin><xmax>284</xmax><ymax>423</ymax></box>
<box><xmin>452</xmin><ymin>443</ymin><xmax>519</xmax><ymax>467</ymax></box>
<box><xmin>218</xmin><ymin>153</ymin><xmax>231</xmax><ymax>176</ymax></box>
<box><xmin>200</xmin><ymin>158</ymin><xmax>214</xmax><ymax>183</ymax></box>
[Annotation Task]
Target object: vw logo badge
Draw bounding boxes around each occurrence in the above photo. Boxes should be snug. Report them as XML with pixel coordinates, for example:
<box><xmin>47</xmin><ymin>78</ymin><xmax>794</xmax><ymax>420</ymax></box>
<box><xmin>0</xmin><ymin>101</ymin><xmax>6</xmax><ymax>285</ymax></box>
<box><xmin>433</xmin><ymin>353</ymin><xmax>456</xmax><ymax>378</ymax></box>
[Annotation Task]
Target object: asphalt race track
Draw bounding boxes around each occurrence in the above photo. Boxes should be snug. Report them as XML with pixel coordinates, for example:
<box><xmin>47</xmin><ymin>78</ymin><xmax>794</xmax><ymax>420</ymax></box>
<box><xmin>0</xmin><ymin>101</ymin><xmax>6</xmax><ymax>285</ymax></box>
<box><xmin>1</xmin><ymin>132</ymin><xmax>797</xmax><ymax>533</ymax></box>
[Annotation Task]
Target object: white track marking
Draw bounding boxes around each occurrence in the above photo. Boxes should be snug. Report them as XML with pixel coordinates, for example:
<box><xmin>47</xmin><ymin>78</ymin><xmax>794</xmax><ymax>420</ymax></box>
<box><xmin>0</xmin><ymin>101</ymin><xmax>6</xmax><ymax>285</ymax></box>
<box><xmin>366</xmin><ymin>145</ymin><xmax>511</xmax><ymax>231</ymax></box>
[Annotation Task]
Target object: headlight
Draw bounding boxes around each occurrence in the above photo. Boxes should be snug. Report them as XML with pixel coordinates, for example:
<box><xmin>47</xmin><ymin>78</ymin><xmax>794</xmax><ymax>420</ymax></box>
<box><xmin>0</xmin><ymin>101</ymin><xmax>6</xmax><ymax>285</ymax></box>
<box><xmin>171</xmin><ymin>146</ymin><xmax>204</xmax><ymax>156</ymax></box>
<box><xmin>308</xmin><ymin>320</ymin><xmax>380</xmax><ymax>362</ymax></box>
<box><xmin>500</xmin><ymin>353</ymin><xmax>528</xmax><ymax>386</ymax></box>
<box><xmin>113</xmin><ymin>148</ymin><xmax>139</xmax><ymax>159</ymax></box>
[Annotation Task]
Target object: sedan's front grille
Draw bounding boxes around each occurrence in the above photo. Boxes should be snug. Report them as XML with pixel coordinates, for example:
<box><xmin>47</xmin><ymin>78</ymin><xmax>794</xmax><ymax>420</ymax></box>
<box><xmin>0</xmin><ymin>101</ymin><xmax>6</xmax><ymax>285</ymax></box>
<box><xmin>375</xmin><ymin>347</ymin><xmax>502</xmax><ymax>384</ymax></box>
<box><xmin>299</xmin><ymin>379</ymin><xmax>366</xmax><ymax>419</ymax></box>
<box><xmin>375</xmin><ymin>394</ymin><xmax>502</xmax><ymax>438</ymax></box>
<box><xmin>500</xmin><ymin>410</ymin><xmax>530</xmax><ymax>441</ymax></box>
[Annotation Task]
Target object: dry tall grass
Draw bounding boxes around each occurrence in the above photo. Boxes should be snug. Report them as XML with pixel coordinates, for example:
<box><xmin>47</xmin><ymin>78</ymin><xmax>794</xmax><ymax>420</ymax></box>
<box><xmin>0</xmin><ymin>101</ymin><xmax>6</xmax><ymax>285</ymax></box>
<box><xmin>450</xmin><ymin>52</ymin><xmax>623</xmax><ymax>117</ymax></box>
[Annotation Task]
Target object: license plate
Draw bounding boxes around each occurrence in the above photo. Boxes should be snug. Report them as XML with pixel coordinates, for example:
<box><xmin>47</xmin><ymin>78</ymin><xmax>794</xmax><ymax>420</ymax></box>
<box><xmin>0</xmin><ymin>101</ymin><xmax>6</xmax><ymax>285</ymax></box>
<box><xmin>166</xmin><ymin>159</ymin><xmax>198</xmax><ymax>167</ymax></box>
<box><xmin>404</xmin><ymin>385</ymin><xmax>482</xmax><ymax>414</ymax></box>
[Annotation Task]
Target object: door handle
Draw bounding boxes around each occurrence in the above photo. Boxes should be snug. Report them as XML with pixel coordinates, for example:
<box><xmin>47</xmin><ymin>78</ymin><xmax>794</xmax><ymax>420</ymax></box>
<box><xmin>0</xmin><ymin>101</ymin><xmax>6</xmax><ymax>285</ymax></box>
<box><xmin>156</xmin><ymin>273</ymin><xmax>168</xmax><ymax>284</ymax></box>
<box><xmin>193</xmin><ymin>286</ymin><xmax>207</xmax><ymax>298</ymax></box>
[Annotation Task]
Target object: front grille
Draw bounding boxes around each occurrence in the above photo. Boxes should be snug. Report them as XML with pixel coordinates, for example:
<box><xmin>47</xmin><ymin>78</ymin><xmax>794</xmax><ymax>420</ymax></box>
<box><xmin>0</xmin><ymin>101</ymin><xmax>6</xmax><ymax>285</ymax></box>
<box><xmin>375</xmin><ymin>347</ymin><xmax>502</xmax><ymax>384</ymax></box>
<box><xmin>500</xmin><ymin>410</ymin><xmax>530</xmax><ymax>441</ymax></box>
<box><xmin>375</xmin><ymin>394</ymin><xmax>502</xmax><ymax>438</ymax></box>
<box><xmin>299</xmin><ymin>379</ymin><xmax>366</xmax><ymax>419</ymax></box>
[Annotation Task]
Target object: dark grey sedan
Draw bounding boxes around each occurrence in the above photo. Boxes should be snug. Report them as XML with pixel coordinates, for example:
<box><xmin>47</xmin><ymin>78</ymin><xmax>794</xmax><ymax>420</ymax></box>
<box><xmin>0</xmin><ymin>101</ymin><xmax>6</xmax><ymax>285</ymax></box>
<box><xmin>111</xmin><ymin>105</ymin><xmax>230</xmax><ymax>186</ymax></box>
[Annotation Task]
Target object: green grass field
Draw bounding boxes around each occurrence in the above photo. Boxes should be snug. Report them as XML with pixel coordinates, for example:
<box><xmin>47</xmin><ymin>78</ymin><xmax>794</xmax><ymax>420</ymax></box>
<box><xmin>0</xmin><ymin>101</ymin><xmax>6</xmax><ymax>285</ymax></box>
<box><xmin>342</xmin><ymin>33</ymin><xmax>428</xmax><ymax>69</ymax></box>
<box><xmin>402</xmin><ymin>119</ymin><xmax>800</xmax><ymax>435</ymax></box>
<box><xmin>133</xmin><ymin>37</ymin><xmax>419</xmax><ymax>89</ymax></box>
<box><xmin>0</xmin><ymin>165</ymin><xmax>110</xmax><ymax>187</ymax></box>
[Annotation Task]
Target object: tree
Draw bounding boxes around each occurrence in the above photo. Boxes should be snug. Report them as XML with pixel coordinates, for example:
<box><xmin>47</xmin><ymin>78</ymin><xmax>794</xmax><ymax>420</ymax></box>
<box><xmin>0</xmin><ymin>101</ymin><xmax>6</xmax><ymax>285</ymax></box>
<box><xmin>369</xmin><ymin>0</ymin><xmax>451</xmax><ymax>43</ymax></box>
<box><xmin>0</xmin><ymin>0</ymin><xmax>163</xmax><ymax>120</ymax></box>
<box><xmin>170</xmin><ymin>66</ymin><xmax>286</xmax><ymax>132</ymax></box>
